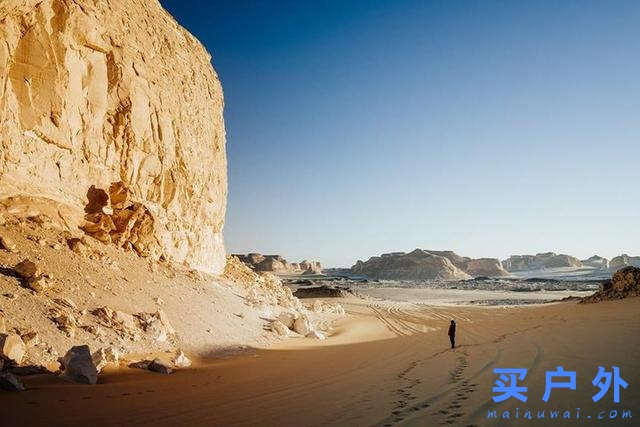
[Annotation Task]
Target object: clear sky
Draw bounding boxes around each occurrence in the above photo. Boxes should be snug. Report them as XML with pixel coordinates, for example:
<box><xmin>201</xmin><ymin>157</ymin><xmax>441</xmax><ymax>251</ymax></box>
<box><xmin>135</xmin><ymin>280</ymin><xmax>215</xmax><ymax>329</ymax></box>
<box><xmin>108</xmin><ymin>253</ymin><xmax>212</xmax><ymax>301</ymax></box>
<box><xmin>160</xmin><ymin>0</ymin><xmax>640</xmax><ymax>267</ymax></box>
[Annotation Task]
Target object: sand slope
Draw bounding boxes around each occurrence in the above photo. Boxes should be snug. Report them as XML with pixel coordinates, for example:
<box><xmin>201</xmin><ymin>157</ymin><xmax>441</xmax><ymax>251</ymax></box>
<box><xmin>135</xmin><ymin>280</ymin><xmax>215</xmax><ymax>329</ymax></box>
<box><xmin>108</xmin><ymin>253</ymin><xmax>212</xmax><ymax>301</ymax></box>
<box><xmin>3</xmin><ymin>297</ymin><xmax>639</xmax><ymax>426</ymax></box>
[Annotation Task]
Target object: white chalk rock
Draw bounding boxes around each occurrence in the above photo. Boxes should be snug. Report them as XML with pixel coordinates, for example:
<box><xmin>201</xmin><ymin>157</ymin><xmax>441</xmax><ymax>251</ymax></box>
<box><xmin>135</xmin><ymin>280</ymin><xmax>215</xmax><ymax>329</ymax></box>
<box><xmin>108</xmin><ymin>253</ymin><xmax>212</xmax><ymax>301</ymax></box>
<box><xmin>0</xmin><ymin>333</ymin><xmax>26</xmax><ymax>364</ymax></box>
<box><xmin>173</xmin><ymin>350</ymin><xmax>192</xmax><ymax>368</ymax></box>
<box><xmin>277</xmin><ymin>311</ymin><xmax>299</xmax><ymax>329</ymax></box>
<box><xmin>271</xmin><ymin>320</ymin><xmax>290</xmax><ymax>337</ymax></box>
<box><xmin>92</xmin><ymin>346</ymin><xmax>120</xmax><ymax>373</ymax></box>
<box><xmin>293</xmin><ymin>315</ymin><xmax>312</xmax><ymax>336</ymax></box>
<box><xmin>307</xmin><ymin>330</ymin><xmax>326</xmax><ymax>340</ymax></box>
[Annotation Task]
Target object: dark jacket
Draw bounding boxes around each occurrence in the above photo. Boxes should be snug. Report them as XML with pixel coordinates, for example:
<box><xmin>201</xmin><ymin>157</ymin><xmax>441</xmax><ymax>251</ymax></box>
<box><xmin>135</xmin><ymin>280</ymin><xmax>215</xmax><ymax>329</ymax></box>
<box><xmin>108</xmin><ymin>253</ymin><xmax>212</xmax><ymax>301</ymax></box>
<box><xmin>448</xmin><ymin>323</ymin><xmax>456</xmax><ymax>336</ymax></box>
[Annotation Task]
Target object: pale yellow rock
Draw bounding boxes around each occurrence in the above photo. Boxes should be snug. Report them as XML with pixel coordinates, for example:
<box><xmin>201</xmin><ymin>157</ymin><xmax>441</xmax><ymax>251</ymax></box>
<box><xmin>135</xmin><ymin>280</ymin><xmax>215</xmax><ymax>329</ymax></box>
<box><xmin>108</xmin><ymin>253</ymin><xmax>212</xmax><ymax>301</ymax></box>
<box><xmin>0</xmin><ymin>333</ymin><xmax>26</xmax><ymax>364</ymax></box>
<box><xmin>0</xmin><ymin>0</ymin><xmax>227</xmax><ymax>274</ymax></box>
<box><xmin>0</xmin><ymin>234</ymin><xmax>17</xmax><ymax>252</ymax></box>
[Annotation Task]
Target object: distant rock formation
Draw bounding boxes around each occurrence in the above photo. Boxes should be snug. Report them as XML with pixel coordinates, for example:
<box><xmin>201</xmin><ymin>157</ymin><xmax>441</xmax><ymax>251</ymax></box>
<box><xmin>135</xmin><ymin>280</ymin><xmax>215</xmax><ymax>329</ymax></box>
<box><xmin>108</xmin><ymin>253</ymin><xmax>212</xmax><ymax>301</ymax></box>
<box><xmin>424</xmin><ymin>250</ymin><xmax>510</xmax><ymax>277</ymax></box>
<box><xmin>0</xmin><ymin>0</ymin><xmax>227</xmax><ymax>274</ymax></box>
<box><xmin>465</xmin><ymin>258</ymin><xmax>510</xmax><ymax>277</ymax></box>
<box><xmin>581</xmin><ymin>255</ymin><xmax>609</xmax><ymax>270</ymax></box>
<box><xmin>609</xmin><ymin>254</ymin><xmax>640</xmax><ymax>271</ymax></box>
<box><xmin>351</xmin><ymin>249</ymin><xmax>472</xmax><ymax>280</ymax></box>
<box><xmin>502</xmin><ymin>253</ymin><xmax>582</xmax><ymax>272</ymax></box>
<box><xmin>235</xmin><ymin>253</ymin><xmax>323</xmax><ymax>274</ymax></box>
<box><xmin>581</xmin><ymin>267</ymin><xmax>640</xmax><ymax>303</ymax></box>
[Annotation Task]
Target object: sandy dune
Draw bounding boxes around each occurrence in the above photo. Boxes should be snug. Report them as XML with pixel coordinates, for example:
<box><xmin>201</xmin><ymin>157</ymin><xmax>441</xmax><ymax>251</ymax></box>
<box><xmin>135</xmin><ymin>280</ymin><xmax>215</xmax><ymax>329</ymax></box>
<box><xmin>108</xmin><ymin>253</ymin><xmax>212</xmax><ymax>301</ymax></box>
<box><xmin>4</xmin><ymin>298</ymin><xmax>639</xmax><ymax>426</ymax></box>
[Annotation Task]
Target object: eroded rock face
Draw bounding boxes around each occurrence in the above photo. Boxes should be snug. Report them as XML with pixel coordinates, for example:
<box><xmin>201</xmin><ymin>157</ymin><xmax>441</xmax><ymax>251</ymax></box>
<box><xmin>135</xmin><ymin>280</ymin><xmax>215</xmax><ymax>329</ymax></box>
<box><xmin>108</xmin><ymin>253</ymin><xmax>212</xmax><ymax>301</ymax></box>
<box><xmin>502</xmin><ymin>253</ymin><xmax>582</xmax><ymax>272</ymax></box>
<box><xmin>235</xmin><ymin>253</ymin><xmax>323</xmax><ymax>275</ymax></box>
<box><xmin>351</xmin><ymin>249</ymin><xmax>509</xmax><ymax>280</ymax></box>
<box><xmin>464</xmin><ymin>258</ymin><xmax>509</xmax><ymax>277</ymax></box>
<box><xmin>581</xmin><ymin>255</ymin><xmax>609</xmax><ymax>270</ymax></box>
<box><xmin>0</xmin><ymin>0</ymin><xmax>227</xmax><ymax>274</ymax></box>
<box><xmin>351</xmin><ymin>249</ymin><xmax>472</xmax><ymax>280</ymax></box>
<box><xmin>609</xmin><ymin>254</ymin><xmax>640</xmax><ymax>271</ymax></box>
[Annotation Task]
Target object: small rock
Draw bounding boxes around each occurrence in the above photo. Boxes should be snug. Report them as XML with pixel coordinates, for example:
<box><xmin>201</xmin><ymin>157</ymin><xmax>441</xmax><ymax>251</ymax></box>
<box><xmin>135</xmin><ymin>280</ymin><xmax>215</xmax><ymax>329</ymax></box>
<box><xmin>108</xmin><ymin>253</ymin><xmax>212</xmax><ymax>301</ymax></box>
<box><xmin>0</xmin><ymin>372</ymin><xmax>25</xmax><ymax>392</ymax></box>
<box><xmin>312</xmin><ymin>300</ymin><xmax>323</xmax><ymax>313</ymax></box>
<box><xmin>293</xmin><ymin>315</ymin><xmax>311</xmax><ymax>336</ymax></box>
<box><xmin>3</xmin><ymin>293</ymin><xmax>17</xmax><ymax>301</ymax></box>
<box><xmin>0</xmin><ymin>333</ymin><xmax>26</xmax><ymax>364</ymax></box>
<box><xmin>14</xmin><ymin>259</ymin><xmax>40</xmax><ymax>279</ymax></box>
<box><xmin>20</xmin><ymin>331</ymin><xmax>39</xmax><ymax>347</ymax></box>
<box><xmin>92</xmin><ymin>346</ymin><xmax>120</xmax><ymax>373</ymax></box>
<box><xmin>307</xmin><ymin>330</ymin><xmax>326</xmax><ymax>340</ymax></box>
<box><xmin>53</xmin><ymin>313</ymin><xmax>77</xmax><ymax>337</ymax></box>
<box><xmin>54</xmin><ymin>297</ymin><xmax>77</xmax><ymax>310</ymax></box>
<box><xmin>154</xmin><ymin>297</ymin><xmax>164</xmax><ymax>306</ymax></box>
<box><xmin>277</xmin><ymin>311</ymin><xmax>299</xmax><ymax>329</ymax></box>
<box><xmin>37</xmin><ymin>238</ymin><xmax>47</xmax><ymax>246</ymax></box>
<box><xmin>173</xmin><ymin>350</ymin><xmax>191</xmax><ymax>368</ymax></box>
<box><xmin>27</xmin><ymin>275</ymin><xmax>50</xmax><ymax>293</ymax></box>
<box><xmin>67</xmin><ymin>238</ymin><xmax>88</xmax><ymax>255</ymax></box>
<box><xmin>0</xmin><ymin>234</ymin><xmax>16</xmax><ymax>252</ymax></box>
<box><xmin>148</xmin><ymin>358</ymin><xmax>173</xmax><ymax>374</ymax></box>
<box><xmin>271</xmin><ymin>320</ymin><xmax>289</xmax><ymax>337</ymax></box>
<box><xmin>61</xmin><ymin>345</ymin><xmax>98</xmax><ymax>384</ymax></box>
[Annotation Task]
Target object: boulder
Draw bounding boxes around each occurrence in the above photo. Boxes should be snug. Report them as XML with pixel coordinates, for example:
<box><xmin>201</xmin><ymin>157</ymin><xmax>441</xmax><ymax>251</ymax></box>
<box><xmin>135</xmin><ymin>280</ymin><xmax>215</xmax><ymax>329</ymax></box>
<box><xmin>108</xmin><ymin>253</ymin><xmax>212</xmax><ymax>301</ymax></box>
<box><xmin>26</xmin><ymin>275</ymin><xmax>51</xmax><ymax>293</ymax></box>
<box><xmin>0</xmin><ymin>333</ymin><xmax>26</xmax><ymax>364</ymax></box>
<box><xmin>271</xmin><ymin>320</ymin><xmax>290</xmax><ymax>337</ymax></box>
<box><xmin>293</xmin><ymin>315</ymin><xmax>312</xmax><ymax>336</ymax></box>
<box><xmin>0</xmin><ymin>0</ymin><xmax>227</xmax><ymax>274</ymax></box>
<box><xmin>277</xmin><ymin>311</ymin><xmax>299</xmax><ymax>329</ymax></box>
<box><xmin>173</xmin><ymin>350</ymin><xmax>192</xmax><ymax>368</ymax></box>
<box><xmin>0</xmin><ymin>372</ymin><xmax>25</xmax><ymax>392</ymax></box>
<box><xmin>14</xmin><ymin>260</ymin><xmax>40</xmax><ymax>279</ymax></box>
<box><xmin>148</xmin><ymin>358</ymin><xmax>173</xmax><ymax>374</ymax></box>
<box><xmin>92</xmin><ymin>347</ymin><xmax>120</xmax><ymax>373</ymax></box>
<box><xmin>61</xmin><ymin>345</ymin><xmax>98</xmax><ymax>384</ymax></box>
<box><xmin>0</xmin><ymin>234</ymin><xmax>16</xmax><ymax>252</ymax></box>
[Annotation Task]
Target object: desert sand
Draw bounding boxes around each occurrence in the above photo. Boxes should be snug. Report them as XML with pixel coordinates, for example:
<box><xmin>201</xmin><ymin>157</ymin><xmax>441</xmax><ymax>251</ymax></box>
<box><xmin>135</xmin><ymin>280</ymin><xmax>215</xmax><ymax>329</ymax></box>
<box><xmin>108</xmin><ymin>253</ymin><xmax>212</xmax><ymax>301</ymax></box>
<box><xmin>3</xmin><ymin>296</ymin><xmax>638</xmax><ymax>426</ymax></box>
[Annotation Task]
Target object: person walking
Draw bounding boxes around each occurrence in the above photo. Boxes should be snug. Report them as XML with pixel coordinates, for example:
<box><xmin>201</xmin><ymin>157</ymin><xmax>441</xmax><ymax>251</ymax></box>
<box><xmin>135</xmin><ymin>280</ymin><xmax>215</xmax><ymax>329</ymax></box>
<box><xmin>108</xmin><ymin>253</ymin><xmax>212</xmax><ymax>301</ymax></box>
<box><xmin>448</xmin><ymin>320</ymin><xmax>456</xmax><ymax>349</ymax></box>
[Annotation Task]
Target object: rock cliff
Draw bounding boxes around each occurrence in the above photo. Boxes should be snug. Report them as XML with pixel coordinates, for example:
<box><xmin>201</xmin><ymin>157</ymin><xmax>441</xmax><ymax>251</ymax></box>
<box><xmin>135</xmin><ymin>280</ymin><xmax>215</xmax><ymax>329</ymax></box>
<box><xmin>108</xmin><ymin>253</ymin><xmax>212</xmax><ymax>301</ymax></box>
<box><xmin>351</xmin><ymin>249</ymin><xmax>472</xmax><ymax>280</ymax></box>
<box><xmin>235</xmin><ymin>253</ymin><xmax>323</xmax><ymax>275</ymax></box>
<box><xmin>580</xmin><ymin>255</ymin><xmax>609</xmax><ymax>270</ymax></box>
<box><xmin>502</xmin><ymin>253</ymin><xmax>582</xmax><ymax>272</ymax></box>
<box><xmin>0</xmin><ymin>0</ymin><xmax>227</xmax><ymax>274</ymax></box>
<box><xmin>609</xmin><ymin>254</ymin><xmax>640</xmax><ymax>271</ymax></box>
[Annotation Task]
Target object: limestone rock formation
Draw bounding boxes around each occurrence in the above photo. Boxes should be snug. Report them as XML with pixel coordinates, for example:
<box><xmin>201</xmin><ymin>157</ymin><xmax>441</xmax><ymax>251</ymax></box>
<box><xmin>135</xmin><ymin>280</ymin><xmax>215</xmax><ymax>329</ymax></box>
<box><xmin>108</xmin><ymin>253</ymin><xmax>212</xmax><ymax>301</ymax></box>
<box><xmin>351</xmin><ymin>249</ymin><xmax>472</xmax><ymax>280</ymax></box>
<box><xmin>609</xmin><ymin>254</ymin><xmax>640</xmax><ymax>271</ymax></box>
<box><xmin>581</xmin><ymin>267</ymin><xmax>640</xmax><ymax>303</ymax></box>
<box><xmin>0</xmin><ymin>0</ymin><xmax>227</xmax><ymax>274</ymax></box>
<box><xmin>581</xmin><ymin>255</ymin><xmax>609</xmax><ymax>270</ymax></box>
<box><xmin>235</xmin><ymin>253</ymin><xmax>323</xmax><ymax>275</ymax></box>
<box><xmin>502</xmin><ymin>253</ymin><xmax>582</xmax><ymax>272</ymax></box>
<box><xmin>464</xmin><ymin>258</ymin><xmax>510</xmax><ymax>277</ymax></box>
<box><xmin>351</xmin><ymin>249</ymin><xmax>508</xmax><ymax>280</ymax></box>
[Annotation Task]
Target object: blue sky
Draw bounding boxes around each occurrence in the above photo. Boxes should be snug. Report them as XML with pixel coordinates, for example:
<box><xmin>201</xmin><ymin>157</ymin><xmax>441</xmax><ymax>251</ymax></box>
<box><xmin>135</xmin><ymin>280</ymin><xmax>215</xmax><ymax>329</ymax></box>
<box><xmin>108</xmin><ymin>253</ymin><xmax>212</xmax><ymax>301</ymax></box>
<box><xmin>160</xmin><ymin>0</ymin><xmax>640</xmax><ymax>267</ymax></box>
